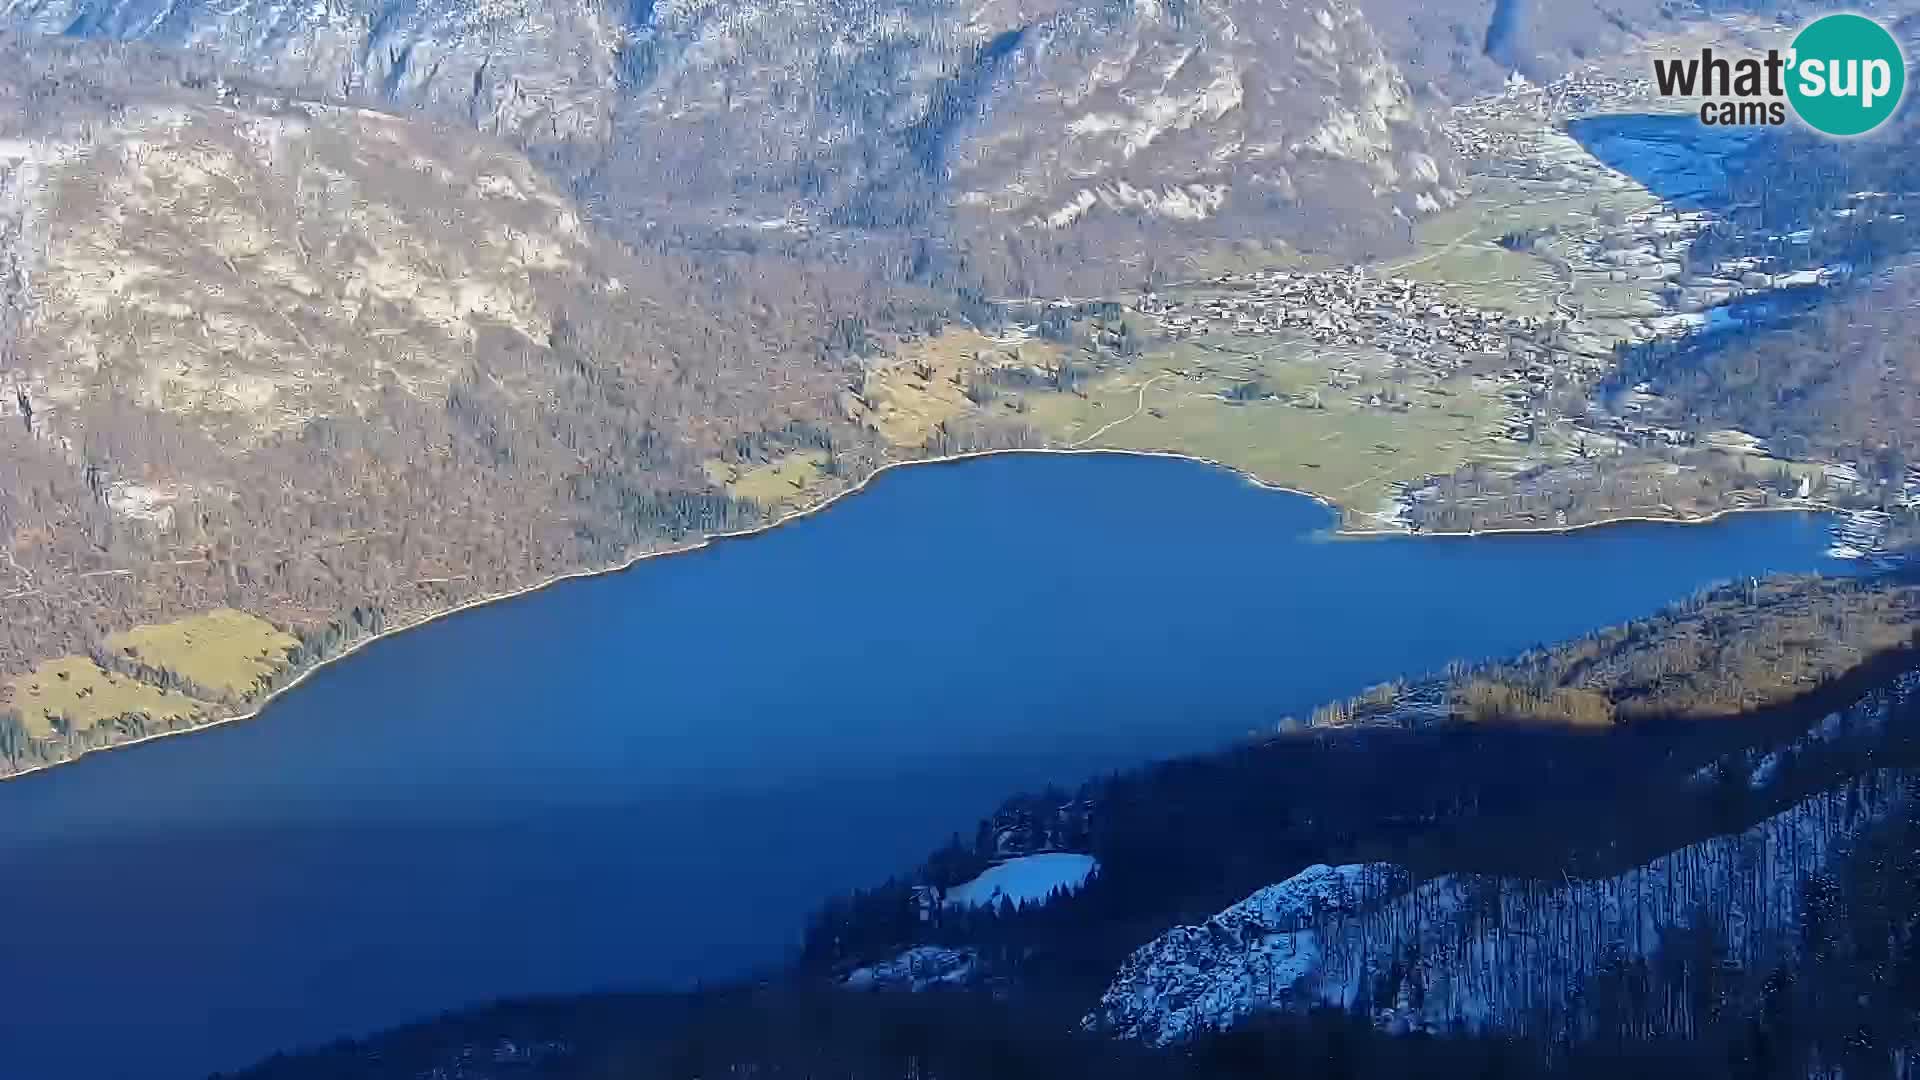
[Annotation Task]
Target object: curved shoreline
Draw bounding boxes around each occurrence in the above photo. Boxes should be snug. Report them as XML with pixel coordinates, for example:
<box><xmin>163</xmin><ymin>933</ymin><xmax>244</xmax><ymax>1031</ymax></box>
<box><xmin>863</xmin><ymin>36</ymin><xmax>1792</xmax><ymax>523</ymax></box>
<box><xmin>0</xmin><ymin>445</ymin><xmax>1828</xmax><ymax>784</ymax></box>
<box><xmin>1339</xmin><ymin>502</ymin><xmax>1816</xmax><ymax>540</ymax></box>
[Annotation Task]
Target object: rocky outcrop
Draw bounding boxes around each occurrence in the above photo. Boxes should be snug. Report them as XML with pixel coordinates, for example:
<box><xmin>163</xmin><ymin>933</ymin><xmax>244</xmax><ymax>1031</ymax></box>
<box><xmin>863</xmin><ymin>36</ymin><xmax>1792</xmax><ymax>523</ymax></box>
<box><xmin>0</xmin><ymin>0</ymin><xmax>622</xmax><ymax>144</ymax></box>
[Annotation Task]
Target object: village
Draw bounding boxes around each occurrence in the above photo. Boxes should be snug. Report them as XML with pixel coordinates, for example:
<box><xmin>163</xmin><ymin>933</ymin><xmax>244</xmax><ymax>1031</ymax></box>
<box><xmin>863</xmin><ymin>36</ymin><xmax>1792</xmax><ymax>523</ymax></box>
<box><xmin>1130</xmin><ymin>266</ymin><xmax>1588</xmax><ymax>448</ymax></box>
<box><xmin>1099</xmin><ymin>55</ymin><xmax>1818</xmax><ymax>463</ymax></box>
<box><xmin>1444</xmin><ymin>70</ymin><xmax>1657</xmax><ymax>160</ymax></box>
<box><xmin>1137</xmin><ymin>268</ymin><xmax>1545</xmax><ymax>372</ymax></box>
<box><xmin>974</xmin><ymin>51</ymin><xmax>1915</xmax><ymax>557</ymax></box>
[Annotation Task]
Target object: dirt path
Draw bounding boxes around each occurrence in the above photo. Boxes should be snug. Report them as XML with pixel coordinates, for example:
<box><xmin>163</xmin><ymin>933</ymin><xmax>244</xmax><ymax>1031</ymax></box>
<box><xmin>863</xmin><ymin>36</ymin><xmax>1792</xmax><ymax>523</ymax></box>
<box><xmin>1389</xmin><ymin>225</ymin><xmax>1484</xmax><ymax>273</ymax></box>
<box><xmin>1071</xmin><ymin>372</ymin><xmax>1173</xmax><ymax>448</ymax></box>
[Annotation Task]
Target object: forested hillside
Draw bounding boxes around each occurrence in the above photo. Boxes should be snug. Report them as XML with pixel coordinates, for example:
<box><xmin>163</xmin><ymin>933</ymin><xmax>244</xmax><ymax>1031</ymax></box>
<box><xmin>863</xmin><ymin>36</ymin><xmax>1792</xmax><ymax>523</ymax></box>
<box><xmin>1097</xmin><ymin>768</ymin><xmax>1914</xmax><ymax>1045</ymax></box>
<box><xmin>1449</xmin><ymin>574</ymin><xmax>1920</xmax><ymax>724</ymax></box>
<box><xmin>800</xmin><ymin>574</ymin><xmax>1920</xmax><ymax>997</ymax></box>
<box><xmin>0</xmin><ymin>37</ymin><xmax>923</xmax><ymax>770</ymax></box>
<box><xmin>221</xmin><ymin>792</ymin><xmax>1920</xmax><ymax>1080</ymax></box>
<box><xmin>1608</xmin><ymin>110</ymin><xmax>1920</xmax><ymax>472</ymax></box>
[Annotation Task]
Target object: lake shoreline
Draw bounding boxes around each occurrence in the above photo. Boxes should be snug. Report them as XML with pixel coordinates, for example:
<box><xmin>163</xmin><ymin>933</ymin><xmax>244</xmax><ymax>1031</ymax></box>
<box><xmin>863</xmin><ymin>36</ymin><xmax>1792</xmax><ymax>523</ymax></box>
<box><xmin>0</xmin><ymin>445</ymin><xmax>1826</xmax><ymax>785</ymax></box>
<box><xmin>1339</xmin><ymin>503</ymin><xmax>1817</xmax><ymax>540</ymax></box>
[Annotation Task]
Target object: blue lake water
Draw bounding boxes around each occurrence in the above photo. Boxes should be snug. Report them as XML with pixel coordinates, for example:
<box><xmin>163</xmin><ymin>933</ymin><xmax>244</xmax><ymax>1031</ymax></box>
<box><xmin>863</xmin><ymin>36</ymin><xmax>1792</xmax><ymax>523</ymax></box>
<box><xmin>1567</xmin><ymin>113</ymin><xmax>1759</xmax><ymax>208</ymax></box>
<box><xmin>0</xmin><ymin>453</ymin><xmax>1853</xmax><ymax>1079</ymax></box>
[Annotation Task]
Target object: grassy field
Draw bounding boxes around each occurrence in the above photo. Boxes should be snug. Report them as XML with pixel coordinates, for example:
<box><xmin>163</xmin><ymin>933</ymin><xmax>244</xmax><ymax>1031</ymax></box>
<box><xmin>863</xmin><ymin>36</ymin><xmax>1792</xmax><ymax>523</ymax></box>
<box><xmin>1021</xmin><ymin>341</ymin><xmax>1515</xmax><ymax>523</ymax></box>
<box><xmin>103</xmin><ymin>609</ymin><xmax>299</xmax><ymax>699</ymax></box>
<box><xmin>706</xmin><ymin>451</ymin><xmax>833</xmax><ymax>511</ymax></box>
<box><xmin>865</xmin><ymin>328</ymin><xmax>1002</xmax><ymax>448</ymax></box>
<box><xmin>1388</xmin><ymin>179</ymin><xmax>1659</xmax><ymax>304</ymax></box>
<box><xmin>4</xmin><ymin>655</ymin><xmax>207</xmax><ymax>738</ymax></box>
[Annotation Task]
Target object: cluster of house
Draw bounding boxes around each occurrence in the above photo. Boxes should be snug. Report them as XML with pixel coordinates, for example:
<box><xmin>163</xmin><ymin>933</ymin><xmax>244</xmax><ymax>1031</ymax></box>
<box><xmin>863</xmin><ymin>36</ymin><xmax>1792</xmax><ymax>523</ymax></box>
<box><xmin>1457</xmin><ymin>70</ymin><xmax>1653</xmax><ymax>126</ymax></box>
<box><xmin>1443</xmin><ymin>70</ymin><xmax>1653</xmax><ymax>159</ymax></box>
<box><xmin>1569</xmin><ymin>413</ymin><xmax>1695</xmax><ymax>453</ymax></box>
<box><xmin>1137</xmin><ymin>269</ymin><xmax>1542</xmax><ymax>375</ymax></box>
<box><xmin>1441</xmin><ymin>117</ymin><xmax>1531</xmax><ymax>161</ymax></box>
<box><xmin>1480</xmin><ymin>350</ymin><xmax>1619</xmax><ymax>446</ymax></box>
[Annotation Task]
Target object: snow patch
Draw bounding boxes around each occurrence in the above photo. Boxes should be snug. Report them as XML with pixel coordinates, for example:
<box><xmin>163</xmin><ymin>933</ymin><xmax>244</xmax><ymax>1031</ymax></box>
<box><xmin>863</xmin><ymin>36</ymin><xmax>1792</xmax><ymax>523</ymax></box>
<box><xmin>106</xmin><ymin>482</ymin><xmax>181</xmax><ymax>527</ymax></box>
<box><xmin>1651</xmin><ymin>304</ymin><xmax>1744</xmax><ymax>336</ymax></box>
<box><xmin>945</xmin><ymin>852</ymin><xmax>1098</xmax><ymax>910</ymax></box>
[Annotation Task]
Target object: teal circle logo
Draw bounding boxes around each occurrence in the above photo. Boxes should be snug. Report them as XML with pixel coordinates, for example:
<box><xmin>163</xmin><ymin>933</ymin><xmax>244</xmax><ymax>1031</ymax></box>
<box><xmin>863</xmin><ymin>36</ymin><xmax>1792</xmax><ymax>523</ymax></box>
<box><xmin>1787</xmin><ymin>13</ymin><xmax>1906</xmax><ymax>136</ymax></box>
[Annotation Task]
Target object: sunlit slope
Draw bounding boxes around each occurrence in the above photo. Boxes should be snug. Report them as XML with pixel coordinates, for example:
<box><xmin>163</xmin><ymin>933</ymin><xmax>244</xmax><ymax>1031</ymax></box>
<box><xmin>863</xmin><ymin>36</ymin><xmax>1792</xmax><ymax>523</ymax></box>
<box><xmin>0</xmin><ymin>46</ymin><xmax>858</xmax><ymax>769</ymax></box>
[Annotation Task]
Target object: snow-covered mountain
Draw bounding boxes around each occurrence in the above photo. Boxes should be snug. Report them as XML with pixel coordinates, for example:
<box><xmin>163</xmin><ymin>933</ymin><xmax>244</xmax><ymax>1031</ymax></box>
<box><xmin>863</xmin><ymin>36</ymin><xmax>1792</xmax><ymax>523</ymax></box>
<box><xmin>1091</xmin><ymin>674</ymin><xmax>1920</xmax><ymax>1046</ymax></box>
<box><xmin>1091</xmin><ymin>766</ymin><xmax>1914</xmax><ymax>1045</ymax></box>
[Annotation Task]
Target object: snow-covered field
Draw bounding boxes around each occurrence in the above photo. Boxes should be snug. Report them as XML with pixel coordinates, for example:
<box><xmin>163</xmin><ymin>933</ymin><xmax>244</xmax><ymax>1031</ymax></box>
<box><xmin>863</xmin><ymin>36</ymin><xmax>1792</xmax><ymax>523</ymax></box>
<box><xmin>945</xmin><ymin>852</ymin><xmax>1099</xmax><ymax>910</ymax></box>
<box><xmin>838</xmin><ymin>853</ymin><xmax>1100</xmax><ymax>990</ymax></box>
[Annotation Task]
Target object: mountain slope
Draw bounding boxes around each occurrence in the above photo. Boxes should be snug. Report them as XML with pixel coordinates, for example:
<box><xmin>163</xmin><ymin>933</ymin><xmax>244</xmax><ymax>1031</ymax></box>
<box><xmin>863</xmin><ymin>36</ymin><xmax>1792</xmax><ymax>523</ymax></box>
<box><xmin>0</xmin><ymin>0</ymin><xmax>1474</xmax><ymax>764</ymax></box>
<box><xmin>1094</xmin><ymin>766</ymin><xmax>1915</xmax><ymax>1044</ymax></box>
<box><xmin>0</xmin><ymin>0</ymin><xmax>622</xmax><ymax>144</ymax></box>
<box><xmin>0</xmin><ymin>39</ymin><xmax>879</xmax><ymax>767</ymax></box>
<box><xmin>0</xmin><ymin>0</ymin><xmax>1464</xmax><ymax>291</ymax></box>
<box><xmin>942</xmin><ymin>0</ymin><xmax>1457</xmax><ymax>292</ymax></box>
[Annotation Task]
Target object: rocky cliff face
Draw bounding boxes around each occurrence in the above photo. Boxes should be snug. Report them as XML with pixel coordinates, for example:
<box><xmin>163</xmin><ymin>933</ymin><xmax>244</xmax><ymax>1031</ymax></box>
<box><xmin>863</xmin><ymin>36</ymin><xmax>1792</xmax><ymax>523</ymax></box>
<box><xmin>0</xmin><ymin>0</ymin><xmax>623</xmax><ymax>143</ymax></box>
<box><xmin>944</xmin><ymin>0</ymin><xmax>1457</xmax><ymax>290</ymax></box>
<box><xmin>0</xmin><ymin>0</ymin><xmax>1463</xmax><ymax>283</ymax></box>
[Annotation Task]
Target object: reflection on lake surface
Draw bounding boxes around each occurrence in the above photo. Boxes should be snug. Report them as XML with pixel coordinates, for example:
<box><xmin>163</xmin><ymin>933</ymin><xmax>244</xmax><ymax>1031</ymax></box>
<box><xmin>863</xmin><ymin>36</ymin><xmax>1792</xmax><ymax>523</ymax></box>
<box><xmin>0</xmin><ymin>453</ymin><xmax>1852</xmax><ymax>1079</ymax></box>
